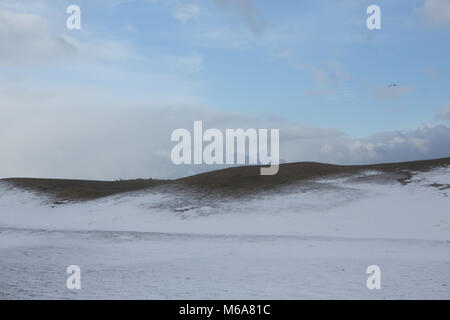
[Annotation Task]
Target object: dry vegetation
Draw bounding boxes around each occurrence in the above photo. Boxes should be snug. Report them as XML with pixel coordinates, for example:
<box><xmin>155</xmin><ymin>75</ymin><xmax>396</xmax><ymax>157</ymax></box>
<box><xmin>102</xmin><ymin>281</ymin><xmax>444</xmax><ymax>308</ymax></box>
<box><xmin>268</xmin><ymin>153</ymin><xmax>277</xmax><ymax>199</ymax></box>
<box><xmin>2</xmin><ymin>157</ymin><xmax>450</xmax><ymax>201</ymax></box>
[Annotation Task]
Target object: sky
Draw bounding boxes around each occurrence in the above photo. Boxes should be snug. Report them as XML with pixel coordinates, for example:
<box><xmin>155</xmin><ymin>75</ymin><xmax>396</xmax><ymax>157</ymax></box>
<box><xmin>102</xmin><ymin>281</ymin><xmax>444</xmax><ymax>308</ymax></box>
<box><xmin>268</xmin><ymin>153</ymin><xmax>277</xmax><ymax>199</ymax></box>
<box><xmin>0</xmin><ymin>0</ymin><xmax>450</xmax><ymax>179</ymax></box>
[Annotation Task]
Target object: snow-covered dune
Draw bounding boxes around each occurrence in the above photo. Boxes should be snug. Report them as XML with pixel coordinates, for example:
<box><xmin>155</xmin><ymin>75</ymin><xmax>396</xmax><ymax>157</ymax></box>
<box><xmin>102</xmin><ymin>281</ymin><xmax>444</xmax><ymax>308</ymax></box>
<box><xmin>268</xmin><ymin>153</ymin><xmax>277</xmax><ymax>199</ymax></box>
<box><xmin>0</xmin><ymin>166</ymin><xmax>449</xmax><ymax>299</ymax></box>
<box><xmin>1</xmin><ymin>168</ymin><xmax>449</xmax><ymax>240</ymax></box>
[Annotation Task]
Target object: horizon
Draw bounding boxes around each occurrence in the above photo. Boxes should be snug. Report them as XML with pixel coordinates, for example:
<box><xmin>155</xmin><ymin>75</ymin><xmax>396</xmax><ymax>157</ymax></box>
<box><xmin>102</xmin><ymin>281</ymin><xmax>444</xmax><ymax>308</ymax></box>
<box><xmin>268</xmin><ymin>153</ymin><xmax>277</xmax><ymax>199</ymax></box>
<box><xmin>2</xmin><ymin>155</ymin><xmax>449</xmax><ymax>181</ymax></box>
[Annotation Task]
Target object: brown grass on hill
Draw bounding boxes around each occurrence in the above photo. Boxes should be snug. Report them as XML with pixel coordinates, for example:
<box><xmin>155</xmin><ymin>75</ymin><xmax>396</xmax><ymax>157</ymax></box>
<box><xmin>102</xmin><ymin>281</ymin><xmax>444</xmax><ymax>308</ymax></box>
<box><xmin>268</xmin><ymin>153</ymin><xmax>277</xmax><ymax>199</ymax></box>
<box><xmin>2</xmin><ymin>157</ymin><xmax>449</xmax><ymax>201</ymax></box>
<box><xmin>1</xmin><ymin>178</ymin><xmax>167</xmax><ymax>201</ymax></box>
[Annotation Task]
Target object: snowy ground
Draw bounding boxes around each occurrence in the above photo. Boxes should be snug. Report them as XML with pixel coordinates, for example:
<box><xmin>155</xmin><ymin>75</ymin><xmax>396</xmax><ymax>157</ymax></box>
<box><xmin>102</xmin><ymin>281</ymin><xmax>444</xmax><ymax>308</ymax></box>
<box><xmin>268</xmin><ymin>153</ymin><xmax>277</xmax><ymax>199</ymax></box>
<box><xmin>0</xmin><ymin>168</ymin><xmax>449</xmax><ymax>299</ymax></box>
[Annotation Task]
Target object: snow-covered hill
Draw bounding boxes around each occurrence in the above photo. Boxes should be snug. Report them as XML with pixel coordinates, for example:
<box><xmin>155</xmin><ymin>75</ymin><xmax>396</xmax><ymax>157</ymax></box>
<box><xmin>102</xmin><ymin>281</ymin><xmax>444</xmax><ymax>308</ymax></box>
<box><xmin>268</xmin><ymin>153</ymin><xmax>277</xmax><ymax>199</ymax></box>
<box><xmin>0</xmin><ymin>166</ymin><xmax>449</xmax><ymax>299</ymax></box>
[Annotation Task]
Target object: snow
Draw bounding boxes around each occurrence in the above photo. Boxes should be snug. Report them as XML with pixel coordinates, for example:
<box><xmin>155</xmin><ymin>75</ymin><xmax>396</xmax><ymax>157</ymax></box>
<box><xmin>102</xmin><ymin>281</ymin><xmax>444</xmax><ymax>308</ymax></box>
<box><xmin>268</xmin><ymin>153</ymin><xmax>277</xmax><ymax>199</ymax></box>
<box><xmin>0</xmin><ymin>168</ymin><xmax>449</xmax><ymax>299</ymax></box>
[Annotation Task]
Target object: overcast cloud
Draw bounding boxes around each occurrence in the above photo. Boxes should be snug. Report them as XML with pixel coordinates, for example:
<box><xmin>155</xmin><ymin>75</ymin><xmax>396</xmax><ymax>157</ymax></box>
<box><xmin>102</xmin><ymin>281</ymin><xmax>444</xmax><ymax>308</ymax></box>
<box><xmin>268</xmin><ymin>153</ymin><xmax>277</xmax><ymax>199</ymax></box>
<box><xmin>1</xmin><ymin>89</ymin><xmax>449</xmax><ymax>180</ymax></box>
<box><xmin>0</xmin><ymin>10</ymin><xmax>75</xmax><ymax>64</ymax></box>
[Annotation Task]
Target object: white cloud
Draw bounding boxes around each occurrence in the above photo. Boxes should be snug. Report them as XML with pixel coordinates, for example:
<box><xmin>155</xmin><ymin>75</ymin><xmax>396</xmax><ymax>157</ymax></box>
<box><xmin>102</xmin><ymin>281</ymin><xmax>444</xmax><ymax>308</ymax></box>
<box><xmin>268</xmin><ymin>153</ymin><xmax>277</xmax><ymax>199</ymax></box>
<box><xmin>418</xmin><ymin>0</ymin><xmax>450</xmax><ymax>28</ymax></box>
<box><xmin>212</xmin><ymin>0</ymin><xmax>266</xmax><ymax>36</ymax></box>
<box><xmin>125</xmin><ymin>23</ymin><xmax>136</xmax><ymax>33</ymax></box>
<box><xmin>292</xmin><ymin>61</ymin><xmax>352</xmax><ymax>98</ymax></box>
<box><xmin>176</xmin><ymin>54</ymin><xmax>203</xmax><ymax>75</ymax></box>
<box><xmin>63</xmin><ymin>36</ymin><xmax>138</xmax><ymax>62</ymax></box>
<box><xmin>174</xmin><ymin>3</ymin><xmax>202</xmax><ymax>22</ymax></box>
<box><xmin>274</xmin><ymin>50</ymin><xmax>292</xmax><ymax>59</ymax></box>
<box><xmin>0</xmin><ymin>8</ymin><xmax>137</xmax><ymax>65</ymax></box>
<box><xmin>0</xmin><ymin>10</ymin><xmax>75</xmax><ymax>64</ymax></box>
<box><xmin>434</xmin><ymin>101</ymin><xmax>450</xmax><ymax>122</ymax></box>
